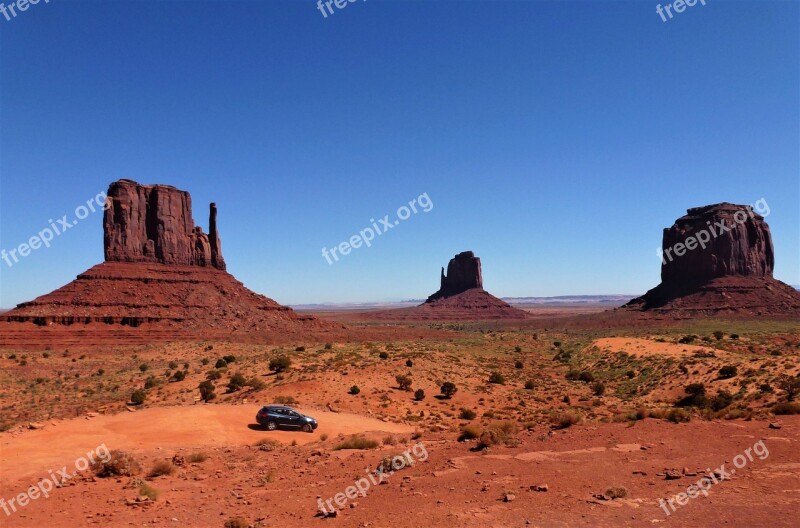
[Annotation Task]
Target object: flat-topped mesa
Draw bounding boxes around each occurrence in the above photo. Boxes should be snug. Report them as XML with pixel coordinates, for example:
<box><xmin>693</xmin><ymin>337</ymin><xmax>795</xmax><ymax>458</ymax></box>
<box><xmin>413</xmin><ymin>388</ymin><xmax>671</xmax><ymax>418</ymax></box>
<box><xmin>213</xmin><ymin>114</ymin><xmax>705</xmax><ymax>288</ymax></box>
<box><xmin>660</xmin><ymin>202</ymin><xmax>773</xmax><ymax>288</ymax></box>
<box><xmin>427</xmin><ymin>251</ymin><xmax>483</xmax><ymax>302</ymax></box>
<box><xmin>623</xmin><ymin>201</ymin><xmax>800</xmax><ymax>315</ymax></box>
<box><xmin>104</xmin><ymin>179</ymin><xmax>226</xmax><ymax>270</ymax></box>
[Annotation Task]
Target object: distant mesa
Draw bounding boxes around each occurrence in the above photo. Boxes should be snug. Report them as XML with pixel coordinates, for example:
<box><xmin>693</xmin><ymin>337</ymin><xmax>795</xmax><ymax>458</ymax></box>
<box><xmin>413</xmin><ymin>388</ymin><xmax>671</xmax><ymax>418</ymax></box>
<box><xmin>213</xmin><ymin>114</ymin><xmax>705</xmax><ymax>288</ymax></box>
<box><xmin>426</xmin><ymin>251</ymin><xmax>483</xmax><ymax>301</ymax></box>
<box><xmin>0</xmin><ymin>179</ymin><xmax>332</xmax><ymax>345</ymax></box>
<box><xmin>625</xmin><ymin>202</ymin><xmax>800</xmax><ymax>316</ymax></box>
<box><xmin>364</xmin><ymin>251</ymin><xmax>528</xmax><ymax>321</ymax></box>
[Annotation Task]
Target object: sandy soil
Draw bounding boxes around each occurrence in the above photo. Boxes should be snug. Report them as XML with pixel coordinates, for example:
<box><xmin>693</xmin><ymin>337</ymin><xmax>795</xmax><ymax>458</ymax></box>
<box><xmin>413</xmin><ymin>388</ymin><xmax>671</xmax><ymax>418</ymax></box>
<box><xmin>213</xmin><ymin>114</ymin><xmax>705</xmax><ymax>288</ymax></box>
<box><xmin>0</xmin><ymin>405</ymin><xmax>411</xmax><ymax>485</ymax></box>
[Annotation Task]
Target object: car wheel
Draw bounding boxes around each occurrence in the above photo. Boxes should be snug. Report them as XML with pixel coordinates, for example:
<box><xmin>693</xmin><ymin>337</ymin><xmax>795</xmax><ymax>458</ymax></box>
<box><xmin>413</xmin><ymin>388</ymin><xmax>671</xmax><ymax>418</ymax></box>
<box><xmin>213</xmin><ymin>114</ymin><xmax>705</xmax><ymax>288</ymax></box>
<box><xmin>266</xmin><ymin>421</ymin><xmax>277</xmax><ymax>431</ymax></box>
<box><xmin>302</xmin><ymin>424</ymin><xmax>313</xmax><ymax>433</ymax></box>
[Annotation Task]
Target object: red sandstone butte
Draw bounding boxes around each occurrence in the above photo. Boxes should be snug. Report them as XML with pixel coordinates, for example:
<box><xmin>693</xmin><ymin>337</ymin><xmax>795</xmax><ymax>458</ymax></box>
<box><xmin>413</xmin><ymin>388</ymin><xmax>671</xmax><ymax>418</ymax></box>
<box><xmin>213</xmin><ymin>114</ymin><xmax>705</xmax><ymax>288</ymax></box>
<box><xmin>625</xmin><ymin>202</ymin><xmax>800</xmax><ymax>316</ymax></box>
<box><xmin>0</xmin><ymin>180</ymin><xmax>334</xmax><ymax>345</ymax></box>
<box><xmin>364</xmin><ymin>251</ymin><xmax>529</xmax><ymax>321</ymax></box>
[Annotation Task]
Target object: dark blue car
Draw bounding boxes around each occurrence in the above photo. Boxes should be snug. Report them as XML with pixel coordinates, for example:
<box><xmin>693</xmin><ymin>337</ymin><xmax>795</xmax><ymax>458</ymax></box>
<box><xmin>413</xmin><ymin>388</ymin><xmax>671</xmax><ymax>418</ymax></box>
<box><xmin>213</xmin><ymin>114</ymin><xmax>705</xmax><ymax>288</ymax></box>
<box><xmin>256</xmin><ymin>405</ymin><xmax>318</xmax><ymax>432</ymax></box>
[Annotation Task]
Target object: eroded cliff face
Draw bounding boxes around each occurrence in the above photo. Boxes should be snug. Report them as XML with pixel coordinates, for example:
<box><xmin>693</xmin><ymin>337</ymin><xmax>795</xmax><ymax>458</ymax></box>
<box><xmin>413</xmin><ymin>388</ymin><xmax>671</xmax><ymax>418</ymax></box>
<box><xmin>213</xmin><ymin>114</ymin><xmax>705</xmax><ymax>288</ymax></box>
<box><xmin>104</xmin><ymin>179</ymin><xmax>225</xmax><ymax>270</ymax></box>
<box><xmin>660</xmin><ymin>203</ymin><xmax>773</xmax><ymax>288</ymax></box>
<box><xmin>427</xmin><ymin>251</ymin><xmax>483</xmax><ymax>302</ymax></box>
<box><xmin>626</xmin><ymin>202</ymin><xmax>800</xmax><ymax>315</ymax></box>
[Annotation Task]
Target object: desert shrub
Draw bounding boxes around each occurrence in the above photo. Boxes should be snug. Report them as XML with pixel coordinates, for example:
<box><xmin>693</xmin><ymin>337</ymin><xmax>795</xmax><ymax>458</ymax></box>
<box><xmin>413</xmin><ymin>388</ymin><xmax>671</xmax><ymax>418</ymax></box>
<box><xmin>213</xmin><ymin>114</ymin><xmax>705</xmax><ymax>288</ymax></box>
<box><xmin>458</xmin><ymin>425</ymin><xmax>481</xmax><ymax>441</ymax></box>
<box><xmin>333</xmin><ymin>436</ymin><xmax>379</xmax><ymax>450</ymax></box>
<box><xmin>566</xmin><ymin>369</ymin><xmax>580</xmax><ymax>381</ymax></box>
<box><xmin>171</xmin><ymin>370</ymin><xmax>186</xmax><ymax>382</ymax></box>
<box><xmin>324</xmin><ymin>343</ymin><xmax>333</xmax><ymax>350</ymax></box>
<box><xmin>144</xmin><ymin>376</ymin><xmax>159</xmax><ymax>390</ymax></box>
<box><xmin>92</xmin><ymin>450</ymin><xmax>140</xmax><ymax>477</ymax></box>
<box><xmin>269</xmin><ymin>356</ymin><xmax>291</xmax><ymax>373</ymax></box>
<box><xmin>139</xmin><ymin>363</ymin><xmax>149</xmax><ymax>372</ymax></box>
<box><xmin>253</xmin><ymin>438</ymin><xmax>281</xmax><ymax>450</ymax></box>
<box><xmin>440</xmin><ymin>382</ymin><xmax>457</xmax><ymax>398</ymax></box>
<box><xmin>710</xmin><ymin>390</ymin><xmax>734</xmax><ymax>411</ymax></box>
<box><xmin>459</xmin><ymin>408</ymin><xmax>477</xmax><ymax>420</ymax></box>
<box><xmin>713</xmin><ymin>330</ymin><xmax>725</xmax><ymax>341</ymax></box>
<box><xmin>551</xmin><ymin>412</ymin><xmax>580</xmax><ymax>429</ymax></box>
<box><xmin>139</xmin><ymin>483</ymin><xmax>160</xmax><ymax>501</ymax></box>
<box><xmin>678</xmin><ymin>335</ymin><xmax>697</xmax><ymax>344</ymax></box>
<box><xmin>759</xmin><ymin>383</ymin><xmax>773</xmax><ymax>393</ymax></box>
<box><xmin>201</xmin><ymin>358</ymin><xmax>210</xmax><ymax>365</ymax></box>
<box><xmin>199</xmin><ymin>380</ymin><xmax>216</xmax><ymax>402</ymax></box>
<box><xmin>718</xmin><ymin>365</ymin><xmax>738</xmax><ymax>379</ymax></box>
<box><xmin>477</xmin><ymin>421</ymin><xmax>518</xmax><ymax>449</ymax></box>
<box><xmin>223</xmin><ymin>355</ymin><xmax>236</xmax><ymax>363</ymax></box>
<box><xmin>320</xmin><ymin>433</ymin><xmax>329</xmax><ymax>441</ymax></box>
<box><xmin>578</xmin><ymin>371</ymin><xmax>595</xmax><ymax>383</ymax></box>
<box><xmin>553</xmin><ymin>341</ymin><xmax>562</xmax><ymax>347</ymax></box>
<box><xmin>730</xmin><ymin>334</ymin><xmax>739</xmax><ymax>340</ymax></box>
<box><xmin>273</xmin><ymin>395</ymin><xmax>298</xmax><ymax>405</ymax></box>
<box><xmin>246</xmin><ymin>377</ymin><xmax>266</xmax><ymax>390</ymax></box>
<box><xmin>488</xmin><ymin>372</ymin><xmax>505</xmax><ymax>384</ymax></box>
<box><xmin>606</xmin><ymin>486</ymin><xmax>629</xmax><ymax>499</ymax></box>
<box><xmin>772</xmin><ymin>402</ymin><xmax>800</xmax><ymax>415</ymax></box>
<box><xmin>514</xmin><ymin>360</ymin><xmax>524</xmax><ymax>369</ymax></box>
<box><xmin>168</xmin><ymin>361</ymin><xmax>179</xmax><ymax>369</ymax></box>
<box><xmin>414</xmin><ymin>388</ymin><xmax>425</xmax><ymax>401</ymax></box>
<box><xmin>187</xmin><ymin>452</ymin><xmax>208</xmax><ymax>463</ymax></box>
<box><xmin>349</xmin><ymin>385</ymin><xmax>361</xmax><ymax>395</ymax></box>
<box><xmin>147</xmin><ymin>460</ymin><xmax>174</xmax><ymax>478</ymax></box>
<box><xmin>379</xmin><ymin>351</ymin><xmax>389</xmax><ymax>359</ymax></box>
<box><xmin>206</xmin><ymin>369</ymin><xmax>223</xmax><ymax>380</ymax></box>
<box><xmin>524</xmin><ymin>380</ymin><xmax>535</xmax><ymax>390</ymax></box>
<box><xmin>224</xmin><ymin>518</ymin><xmax>248</xmax><ymax>528</ymax></box>
<box><xmin>666</xmin><ymin>408</ymin><xmax>691</xmax><ymax>423</ymax></box>
<box><xmin>626</xmin><ymin>370</ymin><xmax>636</xmax><ymax>379</ymax></box>
<box><xmin>227</xmin><ymin>373</ymin><xmax>247</xmax><ymax>392</ymax></box>
<box><xmin>406</xmin><ymin>359</ymin><xmax>413</xmax><ymax>367</ymax></box>
<box><xmin>214</xmin><ymin>359</ymin><xmax>228</xmax><ymax>369</ymax></box>
<box><xmin>777</xmin><ymin>374</ymin><xmax>800</xmax><ymax>401</ymax></box>
<box><xmin>295</xmin><ymin>346</ymin><xmax>305</xmax><ymax>352</ymax></box>
<box><xmin>131</xmin><ymin>390</ymin><xmax>147</xmax><ymax>405</ymax></box>
<box><xmin>515</xmin><ymin>346</ymin><xmax>522</xmax><ymax>352</ymax></box>
<box><xmin>686</xmin><ymin>383</ymin><xmax>706</xmax><ymax>396</ymax></box>
<box><xmin>396</xmin><ymin>374</ymin><xmax>413</xmax><ymax>391</ymax></box>
<box><xmin>591</xmin><ymin>382</ymin><xmax>606</xmax><ymax>396</ymax></box>
<box><xmin>554</xmin><ymin>350</ymin><xmax>572</xmax><ymax>363</ymax></box>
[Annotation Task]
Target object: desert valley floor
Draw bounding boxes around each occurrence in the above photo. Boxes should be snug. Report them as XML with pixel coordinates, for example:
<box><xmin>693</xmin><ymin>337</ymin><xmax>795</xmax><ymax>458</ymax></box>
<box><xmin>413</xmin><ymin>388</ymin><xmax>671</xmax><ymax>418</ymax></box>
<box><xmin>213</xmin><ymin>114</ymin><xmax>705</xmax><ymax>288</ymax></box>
<box><xmin>1</xmin><ymin>308</ymin><xmax>798</xmax><ymax>527</ymax></box>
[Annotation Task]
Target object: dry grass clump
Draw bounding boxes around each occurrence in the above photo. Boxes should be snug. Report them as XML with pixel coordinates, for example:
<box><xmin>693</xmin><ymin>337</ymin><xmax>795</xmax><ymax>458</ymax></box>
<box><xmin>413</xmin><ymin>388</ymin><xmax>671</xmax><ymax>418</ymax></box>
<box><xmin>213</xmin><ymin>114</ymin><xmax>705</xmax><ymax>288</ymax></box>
<box><xmin>147</xmin><ymin>460</ymin><xmax>175</xmax><ymax>478</ymax></box>
<box><xmin>92</xmin><ymin>450</ymin><xmax>141</xmax><ymax>478</ymax></box>
<box><xmin>605</xmin><ymin>486</ymin><xmax>629</xmax><ymax>499</ymax></box>
<box><xmin>187</xmin><ymin>452</ymin><xmax>208</xmax><ymax>463</ymax></box>
<box><xmin>333</xmin><ymin>435</ymin><xmax>379</xmax><ymax>451</ymax></box>
<box><xmin>551</xmin><ymin>411</ymin><xmax>581</xmax><ymax>429</ymax></box>
<box><xmin>138</xmin><ymin>483</ymin><xmax>160</xmax><ymax>501</ymax></box>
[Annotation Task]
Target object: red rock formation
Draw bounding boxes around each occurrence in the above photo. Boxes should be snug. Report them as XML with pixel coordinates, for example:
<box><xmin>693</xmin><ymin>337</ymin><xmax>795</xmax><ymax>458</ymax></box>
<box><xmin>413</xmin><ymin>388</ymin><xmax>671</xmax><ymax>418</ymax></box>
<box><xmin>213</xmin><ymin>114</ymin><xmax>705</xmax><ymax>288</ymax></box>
<box><xmin>364</xmin><ymin>251</ymin><xmax>528</xmax><ymax>320</ymax></box>
<box><xmin>104</xmin><ymin>179</ymin><xmax>225</xmax><ymax>270</ymax></box>
<box><xmin>626</xmin><ymin>202</ymin><xmax>800</xmax><ymax>315</ymax></box>
<box><xmin>427</xmin><ymin>251</ymin><xmax>483</xmax><ymax>302</ymax></box>
<box><xmin>0</xmin><ymin>180</ymin><xmax>334</xmax><ymax>343</ymax></box>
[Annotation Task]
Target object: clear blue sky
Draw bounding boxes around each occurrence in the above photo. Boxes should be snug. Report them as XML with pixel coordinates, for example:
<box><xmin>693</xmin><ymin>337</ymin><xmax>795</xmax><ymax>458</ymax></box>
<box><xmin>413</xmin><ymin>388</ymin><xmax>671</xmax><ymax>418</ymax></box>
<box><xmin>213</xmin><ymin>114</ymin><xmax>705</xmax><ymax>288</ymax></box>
<box><xmin>1</xmin><ymin>0</ymin><xmax>798</xmax><ymax>306</ymax></box>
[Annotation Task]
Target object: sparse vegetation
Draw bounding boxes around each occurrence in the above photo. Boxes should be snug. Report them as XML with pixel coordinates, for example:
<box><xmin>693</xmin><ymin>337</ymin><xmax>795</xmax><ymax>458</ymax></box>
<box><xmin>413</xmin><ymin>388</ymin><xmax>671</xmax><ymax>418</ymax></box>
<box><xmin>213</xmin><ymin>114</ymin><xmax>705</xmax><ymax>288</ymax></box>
<box><xmin>333</xmin><ymin>436</ymin><xmax>379</xmax><ymax>450</ymax></box>
<box><xmin>269</xmin><ymin>355</ymin><xmax>292</xmax><ymax>373</ymax></box>
<box><xmin>440</xmin><ymin>382</ymin><xmax>457</xmax><ymax>399</ymax></box>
